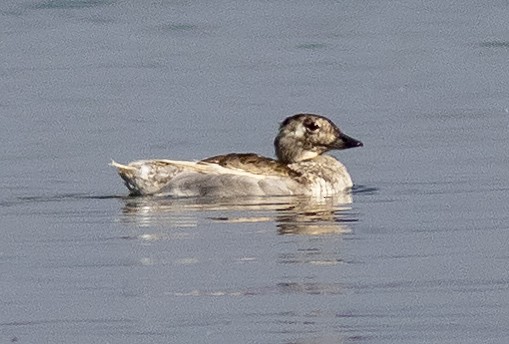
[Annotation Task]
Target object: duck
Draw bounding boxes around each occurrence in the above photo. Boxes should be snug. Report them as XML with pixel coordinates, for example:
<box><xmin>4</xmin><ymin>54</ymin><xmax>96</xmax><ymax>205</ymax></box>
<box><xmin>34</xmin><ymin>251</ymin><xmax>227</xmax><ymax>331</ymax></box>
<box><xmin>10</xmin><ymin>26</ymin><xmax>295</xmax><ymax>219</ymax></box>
<box><xmin>111</xmin><ymin>113</ymin><xmax>363</xmax><ymax>198</ymax></box>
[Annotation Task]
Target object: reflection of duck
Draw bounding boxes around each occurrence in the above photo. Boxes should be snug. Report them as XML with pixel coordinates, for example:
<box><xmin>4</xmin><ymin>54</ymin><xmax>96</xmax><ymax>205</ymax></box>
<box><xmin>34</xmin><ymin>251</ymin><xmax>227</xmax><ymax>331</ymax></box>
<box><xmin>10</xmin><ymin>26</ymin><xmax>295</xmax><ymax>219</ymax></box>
<box><xmin>111</xmin><ymin>114</ymin><xmax>362</xmax><ymax>198</ymax></box>
<box><xmin>272</xmin><ymin>194</ymin><xmax>354</xmax><ymax>235</ymax></box>
<box><xmin>118</xmin><ymin>195</ymin><xmax>355</xmax><ymax>235</ymax></box>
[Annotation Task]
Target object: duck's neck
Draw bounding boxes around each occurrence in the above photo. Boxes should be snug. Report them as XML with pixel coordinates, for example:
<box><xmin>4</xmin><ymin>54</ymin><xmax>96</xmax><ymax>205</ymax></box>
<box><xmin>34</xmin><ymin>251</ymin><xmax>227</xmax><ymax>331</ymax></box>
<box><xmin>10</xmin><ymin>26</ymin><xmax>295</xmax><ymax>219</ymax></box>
<box><xmin>274</xmin><ymin>136</ymin><xmax>320</xmax><ymax>164</ymax></box>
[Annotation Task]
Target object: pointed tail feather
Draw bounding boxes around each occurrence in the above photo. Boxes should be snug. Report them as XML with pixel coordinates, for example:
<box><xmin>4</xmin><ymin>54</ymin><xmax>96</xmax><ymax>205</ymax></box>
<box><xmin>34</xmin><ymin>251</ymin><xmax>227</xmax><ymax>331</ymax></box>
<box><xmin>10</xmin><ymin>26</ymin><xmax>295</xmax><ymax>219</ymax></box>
<box><xmin>110</xmin><ymin>160</ymin><xmax>142</xmax><ymax>194</ymax></box>
<box><xmin>110</xmin><ymin>160</ymin><xmax>137</xmax><ymax>172</ymax></box>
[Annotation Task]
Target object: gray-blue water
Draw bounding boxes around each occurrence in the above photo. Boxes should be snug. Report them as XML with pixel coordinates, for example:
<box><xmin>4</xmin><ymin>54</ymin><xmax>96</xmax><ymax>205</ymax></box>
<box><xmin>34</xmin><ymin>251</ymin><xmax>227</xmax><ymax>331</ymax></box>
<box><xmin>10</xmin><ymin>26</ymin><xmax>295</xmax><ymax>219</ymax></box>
<box><xmin>2</xmin><ymin>1</ymin><xmax>509</xmax><ymax>343</ymax></box>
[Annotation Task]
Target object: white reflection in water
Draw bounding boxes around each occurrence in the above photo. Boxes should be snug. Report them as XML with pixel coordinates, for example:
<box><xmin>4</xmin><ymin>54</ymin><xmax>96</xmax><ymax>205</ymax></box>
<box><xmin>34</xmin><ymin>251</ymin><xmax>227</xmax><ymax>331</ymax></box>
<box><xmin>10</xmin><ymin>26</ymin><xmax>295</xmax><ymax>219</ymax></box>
<box><xmin>117</xmin><ymin>193</ymin><xmax>356</xmax><ymax>236</ymax></box>
<box><xmin>115</xmin><ymin>194</ymin><xmax>356</xmax><ymax>300</ymax></box>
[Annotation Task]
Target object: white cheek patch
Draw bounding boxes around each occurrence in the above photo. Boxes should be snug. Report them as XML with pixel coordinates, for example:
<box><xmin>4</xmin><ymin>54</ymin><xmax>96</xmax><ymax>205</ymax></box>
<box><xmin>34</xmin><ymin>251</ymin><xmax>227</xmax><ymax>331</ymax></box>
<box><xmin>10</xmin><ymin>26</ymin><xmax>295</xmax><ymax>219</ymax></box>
<box><xmin>293</xmin><ymin>125</ymin><xmax>306</xmax><ymax>138</ymax></box>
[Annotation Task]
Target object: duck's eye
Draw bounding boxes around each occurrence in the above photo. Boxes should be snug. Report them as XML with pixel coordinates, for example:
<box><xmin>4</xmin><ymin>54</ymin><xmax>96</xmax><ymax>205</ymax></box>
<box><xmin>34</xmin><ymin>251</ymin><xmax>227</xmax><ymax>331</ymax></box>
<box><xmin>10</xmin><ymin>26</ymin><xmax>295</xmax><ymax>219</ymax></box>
<box><xmin>304</xmin><ymin>121</ymin><xmax>320</xmax><ymax>132</ymax></box>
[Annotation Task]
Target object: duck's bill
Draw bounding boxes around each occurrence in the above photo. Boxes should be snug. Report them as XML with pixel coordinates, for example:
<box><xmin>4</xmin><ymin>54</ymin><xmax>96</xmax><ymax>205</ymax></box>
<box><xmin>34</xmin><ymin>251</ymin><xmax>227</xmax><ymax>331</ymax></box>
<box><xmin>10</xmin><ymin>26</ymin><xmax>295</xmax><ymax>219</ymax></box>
<box><xmin>333</xmin><ymin>133</ymin><xmax>363</xmax><ymax>150</ymax></box>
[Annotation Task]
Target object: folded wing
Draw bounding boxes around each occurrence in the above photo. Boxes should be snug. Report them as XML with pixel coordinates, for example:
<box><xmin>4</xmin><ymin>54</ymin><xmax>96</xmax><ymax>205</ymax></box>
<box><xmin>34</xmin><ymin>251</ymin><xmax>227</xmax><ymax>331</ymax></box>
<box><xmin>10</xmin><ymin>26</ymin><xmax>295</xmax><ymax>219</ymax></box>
<box><xmin>111</xmin><ymin>155</ymin><xmax>303</xmax><ymax>197</ymax></box>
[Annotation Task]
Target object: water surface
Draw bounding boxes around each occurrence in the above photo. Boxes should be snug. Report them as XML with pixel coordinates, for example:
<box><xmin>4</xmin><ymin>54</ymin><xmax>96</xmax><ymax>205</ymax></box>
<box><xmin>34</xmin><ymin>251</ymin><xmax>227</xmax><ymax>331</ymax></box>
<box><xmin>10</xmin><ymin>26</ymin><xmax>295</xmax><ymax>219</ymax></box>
<box><xmin>1</xmin><ymin>0</ymin><xmax>509</xmax><ymax>343</ymax></box>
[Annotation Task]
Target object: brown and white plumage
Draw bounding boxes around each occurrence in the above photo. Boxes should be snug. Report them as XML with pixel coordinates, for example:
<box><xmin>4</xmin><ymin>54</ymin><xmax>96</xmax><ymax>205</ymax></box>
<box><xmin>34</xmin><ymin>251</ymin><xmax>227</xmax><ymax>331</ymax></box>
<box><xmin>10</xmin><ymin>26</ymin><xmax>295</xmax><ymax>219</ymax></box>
<box><xmin>111</xmin><ymin>114</ymin><xmax>363</xmax><ymax>198</ymax></box>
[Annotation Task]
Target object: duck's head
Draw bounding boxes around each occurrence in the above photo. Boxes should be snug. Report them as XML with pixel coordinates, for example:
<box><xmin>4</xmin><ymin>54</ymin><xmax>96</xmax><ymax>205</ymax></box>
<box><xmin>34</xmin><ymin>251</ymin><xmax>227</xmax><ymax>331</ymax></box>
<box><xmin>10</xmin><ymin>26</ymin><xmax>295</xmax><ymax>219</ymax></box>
<box><xmin>274</xmin><ymin>113</ymin><xmax>363</xmax><ymax>164</ymax></box>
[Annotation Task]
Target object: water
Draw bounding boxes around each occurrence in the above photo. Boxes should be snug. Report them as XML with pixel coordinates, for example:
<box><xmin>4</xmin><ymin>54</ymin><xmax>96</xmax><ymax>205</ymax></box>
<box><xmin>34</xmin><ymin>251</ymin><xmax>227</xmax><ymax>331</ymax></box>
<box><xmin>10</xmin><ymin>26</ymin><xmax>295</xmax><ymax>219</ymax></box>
<box><xmin>2</xmin><ymin>0</ymin><xmax>509</xmax><ymax>343</ymax></box>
